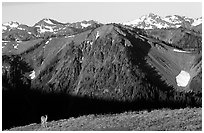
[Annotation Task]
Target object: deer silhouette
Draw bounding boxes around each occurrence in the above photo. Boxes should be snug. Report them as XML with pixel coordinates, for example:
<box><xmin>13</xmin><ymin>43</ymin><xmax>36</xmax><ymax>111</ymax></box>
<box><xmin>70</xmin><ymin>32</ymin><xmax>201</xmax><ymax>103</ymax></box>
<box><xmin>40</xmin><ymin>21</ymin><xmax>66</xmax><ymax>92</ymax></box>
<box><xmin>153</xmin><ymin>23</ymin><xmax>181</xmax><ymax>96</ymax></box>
<box><xmin>41</xmin><ymin>115</ymin><xmax>48</xmax><ymax>128</ymax></box>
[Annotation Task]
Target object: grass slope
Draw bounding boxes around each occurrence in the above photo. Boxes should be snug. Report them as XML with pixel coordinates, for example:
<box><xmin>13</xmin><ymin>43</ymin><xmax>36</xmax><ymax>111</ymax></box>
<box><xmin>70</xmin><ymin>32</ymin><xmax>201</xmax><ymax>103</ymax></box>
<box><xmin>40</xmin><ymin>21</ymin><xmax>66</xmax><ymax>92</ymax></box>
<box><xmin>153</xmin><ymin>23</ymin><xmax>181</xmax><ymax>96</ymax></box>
<box><xmin>8</xmin><ymin>107</ymin><xmax>202</xmax><ymax>131</ymax></box>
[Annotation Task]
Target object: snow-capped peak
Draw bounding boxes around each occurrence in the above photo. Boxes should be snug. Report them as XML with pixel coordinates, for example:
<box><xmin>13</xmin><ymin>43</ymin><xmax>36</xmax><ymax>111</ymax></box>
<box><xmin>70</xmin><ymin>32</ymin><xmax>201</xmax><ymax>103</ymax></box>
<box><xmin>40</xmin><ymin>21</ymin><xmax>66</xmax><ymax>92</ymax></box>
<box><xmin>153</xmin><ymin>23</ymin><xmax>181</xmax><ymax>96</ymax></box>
<box><xmin>35</xmin><ymin>18</ymin><xmax>64</xmax><ymax>27</ymax></box>
<box><xmin>34</xmin><ymin>18</ymin><xmax>65</xmax><ymax>34</ymax></box>
<box><xmin>124</xmin><ymin>13</ymin><xmax>202</xmax><ymax>29</ymax></box>
<box><xmin>124</xmin><ymin>13</ymin><xmax>164</xmax><ymax>27</ymax></box>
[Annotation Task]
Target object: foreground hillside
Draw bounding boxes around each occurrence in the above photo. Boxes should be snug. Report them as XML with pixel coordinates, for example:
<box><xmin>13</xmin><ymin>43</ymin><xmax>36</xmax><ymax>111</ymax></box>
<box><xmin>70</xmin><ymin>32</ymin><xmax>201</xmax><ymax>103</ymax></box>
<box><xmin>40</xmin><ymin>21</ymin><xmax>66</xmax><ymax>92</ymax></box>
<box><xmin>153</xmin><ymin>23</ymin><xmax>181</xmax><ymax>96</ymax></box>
<box><xmin>8</xmin><ymin>107</ymin><xmax>201</xmax><ymax>131</ymax></box>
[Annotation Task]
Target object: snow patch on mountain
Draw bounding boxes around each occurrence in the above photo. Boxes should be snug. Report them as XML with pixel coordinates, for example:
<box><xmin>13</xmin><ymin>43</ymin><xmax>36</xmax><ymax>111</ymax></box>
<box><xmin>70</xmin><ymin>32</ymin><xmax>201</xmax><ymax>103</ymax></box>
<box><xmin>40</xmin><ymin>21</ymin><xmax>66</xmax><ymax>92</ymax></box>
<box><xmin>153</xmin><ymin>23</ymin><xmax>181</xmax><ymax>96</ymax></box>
<box><xmin>17</xmin><ymin>27</ymin><xmax>24</xmax><ymax>30</ymax></box>
<box><xmin>81</xmin><ymin>23</ymin><xmax>91</xmax><ymax>28</ymax></box>
<box><xmin>192</xmin><ymin>18</ymin><xmax>202</xmax><ymax>26</ymax></box>
<box><xmin>29</xmin><ymin>70</ymin><xmax>36</xmax><ymax>79</ymax></box>
<box><xmin>163</xmin><ymin>16</ymin><xmax>176</xmax><ymax>23</ymax></box>
<box><xmin>154</xmin><ymin>23</ymin><xmax>168</xmax><ymax>29</ymax></box>
<box><xmin>144</xmin><ymin>25</ymin><xmax>153</xmax><ymax>29</ymax></box>
<box><xmin>164</xmin><ymin>15</ymin><xmax>182</xmax><ymax>24</ymax></box>
<box><xmin>96</xmin><ymin>31</ymin><xmax>100</xmax><ymax>39</ymax></box>
<box><xmin>2</xmin><ymin>21</ymin><xmax>20</xmax><ymax>32</ymax></box>
<box><xmin>36</xmin><ymin>25</ymin><xmax>54</xmax><ymax>33</ymax></box>
<box><xmin>45</xmin><ymin>40</ymin><xmax>49</xmax><ymax>44</ymax></box>
<box><xmin>44</xmin><ymin>38</ymin><xmax>52</xmax><ymax>46</ymax></box>
<box><xmin>2</xmin><ymin>26</ymin><xmax>7</xmax><ymax>31</ymax></box>
<box><xmin>65</xmin><ymin>35</ymin><xmax>75</xmax><ymax>38</ymax></box>
<box><xmin>124</xmin><ymin>13</ymin><xmax>168</xmax><ymax>29</ymax></box>
<box><xmin>176</xmin><ymin>70</ymin><xmax>190</xmax><ymax>87</ymax></box>
<box><xmin>3</xmin><ymin>21</ymin><xmax>19</xmax><ymax>28</ymax></box>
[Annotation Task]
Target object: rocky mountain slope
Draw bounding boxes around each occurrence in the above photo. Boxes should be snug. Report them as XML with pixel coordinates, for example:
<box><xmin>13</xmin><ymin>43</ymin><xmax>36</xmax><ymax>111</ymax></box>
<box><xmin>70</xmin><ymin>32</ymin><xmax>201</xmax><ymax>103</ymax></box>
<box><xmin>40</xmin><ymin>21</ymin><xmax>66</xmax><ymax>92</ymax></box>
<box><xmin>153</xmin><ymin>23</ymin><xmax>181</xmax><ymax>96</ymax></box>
<box><xmin>3</xmin><ymin>24</ymin><xmax>201</xmax><ymax>93</ymax></box>
<box><xmin>2</xmin><ymin>16</ymin><xmax>202</xmax><ymax>130</ymax></box>
<box><xmin>146</xmin><ymin>27</ymin><xmax>202</xmax><ymax>50</ymax></box>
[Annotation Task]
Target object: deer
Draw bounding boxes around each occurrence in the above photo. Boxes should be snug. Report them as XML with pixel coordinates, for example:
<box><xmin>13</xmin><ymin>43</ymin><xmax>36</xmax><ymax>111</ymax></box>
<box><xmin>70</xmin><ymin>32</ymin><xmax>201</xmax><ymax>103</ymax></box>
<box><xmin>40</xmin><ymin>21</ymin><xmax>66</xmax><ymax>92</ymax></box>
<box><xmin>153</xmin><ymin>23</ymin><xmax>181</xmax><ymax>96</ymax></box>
<box><xmin>41</xmin><ymin>115</ymin><xmax>48</xmax><ymax>128</ymax></box>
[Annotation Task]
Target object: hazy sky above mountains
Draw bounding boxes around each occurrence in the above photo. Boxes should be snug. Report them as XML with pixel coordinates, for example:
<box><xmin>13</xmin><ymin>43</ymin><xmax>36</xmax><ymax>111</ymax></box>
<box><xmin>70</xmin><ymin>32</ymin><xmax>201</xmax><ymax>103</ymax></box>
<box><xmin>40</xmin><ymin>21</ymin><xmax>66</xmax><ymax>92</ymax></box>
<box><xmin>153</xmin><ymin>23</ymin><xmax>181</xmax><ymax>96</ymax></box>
<box><xmin>2</xmin><ymin>2</ymin><xmax>202</xmax><ymax>26</ymax></box>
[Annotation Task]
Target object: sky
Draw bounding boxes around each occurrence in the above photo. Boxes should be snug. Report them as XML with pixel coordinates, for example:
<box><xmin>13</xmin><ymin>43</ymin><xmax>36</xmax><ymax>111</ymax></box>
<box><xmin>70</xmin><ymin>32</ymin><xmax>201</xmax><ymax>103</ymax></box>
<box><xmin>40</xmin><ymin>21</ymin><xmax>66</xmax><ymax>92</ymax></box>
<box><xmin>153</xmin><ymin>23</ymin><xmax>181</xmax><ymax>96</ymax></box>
<box><xmin>2</xmin><ymin>2</ymin><xmax>202</xmax><ymax>26</ymax></box>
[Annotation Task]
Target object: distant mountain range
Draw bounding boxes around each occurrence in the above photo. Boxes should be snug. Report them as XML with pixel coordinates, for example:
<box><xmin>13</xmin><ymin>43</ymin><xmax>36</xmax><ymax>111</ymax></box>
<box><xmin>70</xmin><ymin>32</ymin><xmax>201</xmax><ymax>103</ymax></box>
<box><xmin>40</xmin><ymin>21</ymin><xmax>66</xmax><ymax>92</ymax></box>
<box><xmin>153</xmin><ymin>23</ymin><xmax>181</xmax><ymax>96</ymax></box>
<box><xmin>2</xmin><ymin>19</ymin><xmax>102</xmax><ymax>41</ymax></box>
<box><xmin>2</xmin><ymin>13</ymin><xmax>202</xmax><ymax>34</ymax></box>
<box><xmin>2</xmin><ymin>19</ymin><xmax>101</xmax><ymax>32</ymax></box>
